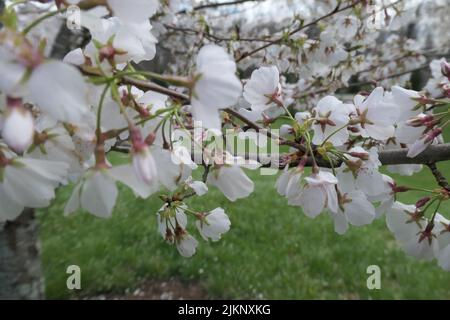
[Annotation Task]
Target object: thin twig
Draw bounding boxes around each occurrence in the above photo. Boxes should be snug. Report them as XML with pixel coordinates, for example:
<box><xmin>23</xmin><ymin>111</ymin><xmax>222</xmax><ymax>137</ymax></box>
<box><xmin>224</xmin><ymin>108</ymin><xmax>306</xmax><ymax>152</ymax></box>
<box><xmin>236</xmin><ymin>0</ymin><xmax>363</xmax><ymax>62</ymax></box>
<box><xmin>427</xmin><ymin>162</ymin><xmax>450</xmax><ymax>190</ymax></box>
<box><xmin>177</xmin><ymin>0</ymin><xmax>264</xmax><ymax>14</ymax></box>
<box><xmin>122</xmin><ymin>76</ymin><xmax>190</xmax><ymax>102</ymax></box>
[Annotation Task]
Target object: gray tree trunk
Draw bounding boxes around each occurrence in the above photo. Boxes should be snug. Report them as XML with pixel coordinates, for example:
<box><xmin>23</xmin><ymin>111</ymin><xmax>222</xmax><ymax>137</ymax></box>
<box><xmin>0</xmin><ymin>0</ymin><xmax>82</xmax><ymax>300</ymax></box>
<box><xmin>0</xmin><ymin>0</ymin><xmax>44</xmax><ymax>300</ymax></box>
<box><xmin>0</xmin><ymin>209</ymin><xmax>45</xmax><ymax>299</ymax></box>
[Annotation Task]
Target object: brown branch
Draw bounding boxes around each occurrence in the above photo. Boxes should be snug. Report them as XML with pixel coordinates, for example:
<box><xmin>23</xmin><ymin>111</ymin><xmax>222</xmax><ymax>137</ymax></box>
<box><xmin>177</xmin><ymin>0</ymin><xmax>264</xmax><ymax>14</ymax></box>
<box><xmin>83</xmin><ymin>73</ymin><xmax>450</xmax><ymax>170</ymax></box>
<box><xmin>236</xmin><ymin>0</ymin><xmax>363</xmax><ymax>62</ymax></box>
<box><xmin>108</xmin><ymin>142</ymin><xmax>450</xmax><ymax>169</ymax></box>
<box><xmin>265</xmin><ymin>143</ymin><xmax>450</xmax><ymax>169</ymax></box>
<box><xmin>223</xmin><ymin>108</ymin><xmax>307</xmax><ymax>152</ymax></box>
<box><xmin>345</xmin><ymin>65</ymin><xmax>429</xmax><ymax>89</ymax></box>
<box><xmin>426</xmin><ymin>162</ymin><xmax>450</xmax><ymax>190</ymax></box>
<box><xmin>117</xmin><ymin>74</ymin><xmax>307</xmax><ymax>152</ymax></box>
<box><xmin>122</xmin><ymin>76</ymin><xmax>190</xmax><ymax>102</ymax></box>
<box><xmin>164</xmin><ymin>25</ymin><xmax>273</xmax><ymax>43</ymax></box>
<box><xmin>379</xmin><ymin>144</ymin><xmax>450</xmax><ymax>165</ymax></box>
<box><xmin>294</xmin><ymin>65</ymin><xmax>428</xmax><ymax>100</ymax></box>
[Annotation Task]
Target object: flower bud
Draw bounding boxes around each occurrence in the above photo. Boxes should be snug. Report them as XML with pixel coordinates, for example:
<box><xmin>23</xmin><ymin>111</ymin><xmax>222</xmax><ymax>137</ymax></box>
<box><xmin>98</xmin><ymin>44</ymin><xmax>116</xmax><ymax>62</ymax></box>
<box><xmin>406</xmin><ymin>114</ymin><xmax>434</xmax><ymax>127</ymax></box>
<box><xmin>145</xmin><ymin>132</ymin><xmax>157</xmax><ymax>146</ymax></box>
<box><xmin>388</xmin><ymin>181</ymin><xmax>410</xmax><ymax>194</ymax></box>
<box><xmin>2</xmin><ymin>98</ymin><xmax>34</xmax><ymax>153</ymax></box>
<box><xmin>348</xmin><ymin>126</ymin><xmax>360</xmax><ymax>133</ymax></box>
<box><xmin>441</xmin><ymin>60</ymin><xmax>450</xmax><ymax>80</ymax></box>
<box><xmin>130</xmin><ymin>127</ymin><xmax>157</xmax><ymax>184</ymax></box>
<box><xmin>443</xmin><ymin>84</ymin><xmax>450</xmax><ymax>98</ymax></box>
<box><xmin>195</xmin><ymin>207</ymin><xmax>230</xmax><ymax>242</ymax></box>
<box><xmin>415</xmin><ymin>196</ymin><xmax>431</xmax><ymax>208</ymax></box>
<box><xmin>348</xmin><ymin>151</ymin><xmax>369</xmax><ymax>160</ymax></box>
<box><xmin>424</xmin><ymin>127</ymin><xmax>442</xmax><ymax>143</ymax></box>
<box><xmin>279</xmin><ymin>124</ymin><xmax>293</xmax><ymax>137</ymax></box>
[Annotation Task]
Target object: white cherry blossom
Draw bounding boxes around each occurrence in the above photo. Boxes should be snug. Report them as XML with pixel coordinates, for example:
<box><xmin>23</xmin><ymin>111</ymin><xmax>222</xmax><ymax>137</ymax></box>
<box><xmin>289</xmin><ymin>170</ymin><xmax>338</xmax><ymax>218</ymax></box>
<box><xmin>243</xmin><ymin>66</ymin><xmax>282</xmax><ymax>112</ymax></box>
<box><xmin>176</xmin><ymin>233</ymin><xmax>199</xmax><ymax>258</ymax></box>
<box><xmin>386</xmin><ymin>202</ymin><xmax>438</xmax><ymax>261</ymax></box>
<box><xmin>353</xmin><ymin>87</ymin><xmax>399</xmax><ymax>141</ymax></box>
<box><xmin>191</xmin><ymin>45</ymin><xmax>242</xmax><ymax>129</ymax></box>
<box><xmin>196</xmin><ymin>207</ymin><xmax>231</xmax><ymax>242</ymax></box>
<box><xmin>312</xmin><ymin>96</ymin><xmax>351</xmax><ymax>146</ymax></box>
<box><xmin>330</xmin><ymin>190</ymin><xmax>376</xmax><ymax>235</ymax></box>
<box><xmin>0</xmin><ymin>156</ymin><xmax>69</xmax><ymax>221</ymax></box>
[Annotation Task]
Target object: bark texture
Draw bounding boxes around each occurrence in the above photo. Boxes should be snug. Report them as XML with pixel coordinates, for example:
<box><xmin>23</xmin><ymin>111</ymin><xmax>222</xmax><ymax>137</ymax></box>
<box><xmin>0</xmin><ymin>0</ymin><xmax>44</xmax><ymax>300</ymax></box>
<box><xmin>0</xmin><ymin>209</ymin><xmax>45</xmax><ymax>299</ymax></box>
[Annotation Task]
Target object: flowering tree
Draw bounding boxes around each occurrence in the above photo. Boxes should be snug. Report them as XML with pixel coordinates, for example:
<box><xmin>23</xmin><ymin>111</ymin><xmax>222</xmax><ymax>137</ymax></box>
<box><xmin>1</xmin><ymin>0</ymin><xmax>450</xmax><ymax>298</ymax></box>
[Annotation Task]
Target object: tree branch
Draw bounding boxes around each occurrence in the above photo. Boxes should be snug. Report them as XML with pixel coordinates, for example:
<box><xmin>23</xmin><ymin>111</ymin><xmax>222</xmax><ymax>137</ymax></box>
<box><xmin>236</xmin><ymin>0</ymin><xmax>363</xmax><ymax>62</ymax></box>
<box><xmin>122</xmin><ymin>76</ymin><xmax>190</xmax><ymax>102</ymax></box>
<box><xmin>279</xmin><ymin>143</ymin><xmax>450</xmax><ymax>168</ymax></box>
<box><xmin>79</xmin><ymin>67</ymin><xmax>450</xmax><ymax>170</ymax></box>
<box><xmin>426</xmin><ymin>162</ymin><xmax>450</xmax><ymax>190</ymax></box>
<box><xmin>345</xmin><ymin>65</ymin><xmax>429</xmax><ymax>89</ymax></box>
<box><xmin>379</xmin><ymin>145</ymin><xmax>450</xmax><ymax>165</ymax></box>
<box><xmin>294</xmin><ymin>64</ymin><xmax>429</xmax><ymax>100</ymax></box>
<box><xmin>177</xmin><ymin>0</ymin><xmax>264</xmax><ymax>14</ymax></box>
<box><xmin>223</xmin><ymin>108</ymin><xmax>307</xmax><ymax>152</ymax></box>
<box><xmin>164</xmin><ymin>25</ymin><xmax>273</xmax><ymax>43</ymax></box>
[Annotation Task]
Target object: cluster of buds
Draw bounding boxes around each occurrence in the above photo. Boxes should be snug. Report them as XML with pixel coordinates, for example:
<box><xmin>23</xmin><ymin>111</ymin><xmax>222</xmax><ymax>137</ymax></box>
<box><xmin>406</xmin><ymin>114</ymin><xmax>439</xmax><ymax>129</ymax></box>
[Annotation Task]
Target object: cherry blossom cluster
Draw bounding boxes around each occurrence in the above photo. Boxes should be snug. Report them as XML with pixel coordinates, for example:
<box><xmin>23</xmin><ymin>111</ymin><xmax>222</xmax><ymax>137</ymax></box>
<box><xmin>0</xmin><ymin>0</ymin><xmax>450</xmax><ymax>268</ymax></box>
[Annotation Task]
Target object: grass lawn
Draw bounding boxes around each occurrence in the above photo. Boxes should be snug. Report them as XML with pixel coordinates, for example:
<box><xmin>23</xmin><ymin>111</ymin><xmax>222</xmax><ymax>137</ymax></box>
<box><xmin>38</xmin><ymin>150</ymin><xmax>450</xmax><ymax>299</ymax></box>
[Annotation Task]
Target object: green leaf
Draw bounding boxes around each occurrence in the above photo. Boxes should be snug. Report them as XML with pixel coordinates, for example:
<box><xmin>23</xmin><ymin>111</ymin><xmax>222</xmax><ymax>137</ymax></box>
<box><xmin>0</xmin><ymin>6</ymin><xmax>18</xmax><ymax>30</ymax></box>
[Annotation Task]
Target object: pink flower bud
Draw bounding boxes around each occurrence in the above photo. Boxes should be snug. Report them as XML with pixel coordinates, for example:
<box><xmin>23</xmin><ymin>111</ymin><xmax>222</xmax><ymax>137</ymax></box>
<box><xmin>145</xmin><ymin>132</ymin><xmax>156</xmax><ymax>146</ymax></box>
<box><xmin>424</xmin><ymin>127</ymin><xmax>442</xmax><ymax>143</ymax></box>
<box><xmin>132</xmin><ymin>147</ymin><xmax>157</xmax><ymax>184</ymax></box>
<box><xmin>406</xmin><ymin>114</ymin><xmax>434</xmax><ymax>127</ymax></box>
<box><xmin>130</xmin><ymin>127</ymin><xmax>157</xmax><ymax>184</ymax></box>
<box><xmin>130</xmin><ymin>127</ymin><xmax>146</xmax><ymax>151</ymax></box>
<box><xmin>2</xmin><ymin>98</ymin><xmax>34</xmax><ymax>153</ymax></box>
<box><xmin>443</xmin><ymin>84</ymin><xmax>450</xmax><ymax>98</ymax></box>
<box><xmin>349</xmin><ymin>151</ymin><xmax>369</xmax><ymax>160</ymax></box>
<box><xmin>441</xmin><ymin>60</ymin><xmax>450</xmax><ymax>80</ymax></box>
<box><xmin>99</xmin><ymin>45</ymin><xmax>116</xmax><ymax>62</ymax></box>
<box><xmin>348</xmin><ymin>126</ymin><xmax>360</xmax><ymax>133</ymax></box>
<box><xmin>388</xmin><ymin>181</ymin><xmax>409</xmax><ymax>194</ymax></box>
<box><xmin>415</xmin><ymin>196</ymin><xmax>431</xmax><ymax>208</ymax></box>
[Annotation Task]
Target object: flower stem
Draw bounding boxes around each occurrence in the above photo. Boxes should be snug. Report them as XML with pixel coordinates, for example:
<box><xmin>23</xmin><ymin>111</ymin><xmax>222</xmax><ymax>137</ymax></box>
<box><xmin>430</xmin><ymin>199</ymin><xmax>442</xmax><ymax>223</ymax></box>
<box><xmin>96</xmin><ymin>83</ymin><xmax>111</xmax><ymax>142</ymax></box>
<box><xmin>110</xmin><ymin>82</ymin><xmax>134</xmax><ymax>128</ymax></box>
<box><xmin>22</xmin><ymin>9</ymin><xmax>66</xmax><ymax>35</ymax></box>
<box><xmin>320</xmin><ymin>123</ymin><xmax>349</xmax><ymax>147</ymax></box>
<box><xmin>116</xmin><ymin>70</ymin><xmax>191</xmax><ymax>87</ymax></box>
<box><xmin>304</xmin><ymin>131</ymin><xmax>317</xmax><ymax>169</ymax></box>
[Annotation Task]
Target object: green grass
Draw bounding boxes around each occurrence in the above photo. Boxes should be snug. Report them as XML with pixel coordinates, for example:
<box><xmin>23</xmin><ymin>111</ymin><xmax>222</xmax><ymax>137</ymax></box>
<box><xmin>38</xmin><ymin>150</ymin><xmax>450</xmax><ymax>299</ymax></box>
